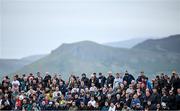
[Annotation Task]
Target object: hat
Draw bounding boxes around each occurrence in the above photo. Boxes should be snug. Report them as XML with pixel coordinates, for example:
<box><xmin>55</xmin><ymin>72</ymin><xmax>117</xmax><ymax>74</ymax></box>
<box><xmin>136</xmin><ymin>103</ymin><xmax>141</xmax><ymax>106</ymax></box>
<box><xmin>172</xmin><ymin>70</ymin><xmax>176</xmax><ymax>74</ymax></box>
<box><xmin>82</xmin><ymin>73</ymin><xmax>86</xmax><ymax>76</ymax></box>
<box><xmin>140</xmin><ymin>71</ymin><xmax>144</xmax><ymax>73</ymax></box>
<box><xmin>125</xmin><ymin>70</ymin><xmax>129</xmax><ymax>74</ymax></box>
<box><xmin>131</xmin><ymin>100</ymin><xmax>140</xmax><ymax>106</ymax></box>
<box><xmin>5</xmin><ymin>76</ymin><xmax>9</xmax><ymax>79</ymax></box>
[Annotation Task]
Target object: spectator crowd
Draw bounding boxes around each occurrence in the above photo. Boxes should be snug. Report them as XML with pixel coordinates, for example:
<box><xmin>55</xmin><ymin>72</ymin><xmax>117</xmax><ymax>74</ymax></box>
<box><xmin>0</xmin><ymin>70</ymin><xmax>180</xmax><ymax>111</ymax></box>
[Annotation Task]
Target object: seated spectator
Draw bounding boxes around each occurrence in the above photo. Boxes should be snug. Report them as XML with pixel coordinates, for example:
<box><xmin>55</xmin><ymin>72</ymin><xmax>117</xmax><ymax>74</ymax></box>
<box><xmin>69</xmin><ymin>101</ymin><xmax>78</xmax><ymax>111</ymax></box>
<box><xmin>168</xmin><ymin>90</ymin><xmax>176</xmax><ymax>109</ymax></box>
<box><xmin>59</xmin><ymin>95</ymin><xmax>66</xmax><ymax>106</ymax></box>
<box><xmin>150</xmin><ymin>88</ymin><xmax>161</xmax><ymax>108</ymax></box>
<box><xmin>176</xmin><ymin>88</ymin><xmax>180</xmax><ymax>110</ymax></box>
<box><xmin>130</xmin><ymin>93</ymin><xmax>141</xmax><ymax>109</ymax></box>
<box><xmin>113</xmin><ymin>93</ymin><xmax>121</xmax><ymax>104</ymax></box>
<box><xmin>145</xmin><ymin>77</ymin><xmax>153</xmax><ymax>91</ymax></box>
<box><xmin>115</xmin><ymin>102</ymin><xmax>123</xmax><ymax>110</ymax></box>
<box><xmin>90</xmin><ymin>83</ymin><xmax>98</xmax><ymax>93</ymax></box>
<box><xmin>126</xmin><ymin>84</ymin><xmax>134</xmax><ymax>94</ymax></box>
<box><xmin>88</xmin><ymin>96</ymin><xmax>96</xmax><ymax>108</ymax></box>
<box><xmin>87</xmin><ymin>102</ymin><xmax>94</xmax><ymax>110</ymax></box>
<box><xmin>81</xmin><ymin>73</ymin><xmax>90</xmax><ymax>87</ymax></box>
<box><xmin>113</xmin><ymin>73</ymin><xmax>123</xmax><ymax>89</ymax></box>
<box><xmin>89</xmin><ymin>73</ymin><xmax>99</xmax><ymax>87</ymax></box>
<box><xmin>101</xmin><ymin>101</ymin><xmax>109</xmax><ymax>111</ymax></box>
<box><xmin>123</xmin><ymin>71</ymin><xmax>135</xmax><ymax>86</ymax></box>
<box><xmin>53</xmin><ymin>86</ymin><xmax>62</xmax><ymax>99</ymax></box>
<box><xmin>53</xmin><ymin>102</ymin><xmax>60</xmax><ymax>110</ymax></box>
<box><xmin>107</xmin><ymin>71</ymin><xmax>115</xmax><ymax>88</ymax></box>
<box><xmin>98</xmin><ymin>73</ymin><xmax>106</xmax><ymax>88</ymax></box>
<box><xmin>108</xmin><ymin>102</ymin><xmax>116</xmax><ymax>111</ymax></box>
<box><xmin>136</xmin><ymin>71</ymin><xmax>145</xmax><ymax>82</ymax></box>
<box><xmin>79</xmin><ymin>101</ymin><xmax>87</xmax><ymax>110</ymax></box>
<box><xmin>12</xmin><ymin>76</ymin><xmax>20</xmax><ymax>92</ymax></box>
<box><xmin>0</xmin><ymin>70</ymin><xmax>180</xmax><ymax>110</ymax></box>
<box><xmin>106</xmin><ymin>94</ymin><xmax>112</xmax><ymax>104</ymax></box>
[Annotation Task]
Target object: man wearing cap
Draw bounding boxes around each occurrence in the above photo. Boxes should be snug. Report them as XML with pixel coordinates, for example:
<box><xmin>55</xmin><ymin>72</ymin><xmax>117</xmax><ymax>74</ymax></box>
<box><xmin>98</xmin><ymin>72</ymin><xmax>106</xmax><ymax>88</ymax></box>
<box><xmin>172</xmin><ymin>74</ymin><xmax>180</xmax><ymax>95</ymax></box>
<box><xmin>90</xmin><ymin>73</ymin><xmax>98</xmax><ymax>87</ymax></box>
<box><xmin>136</xmin><ymin>71</ymin><xmax>145</xmax><ymax>82</ymax></box>
<box><xmin>170</xmin><ymin>70</ymin><xmax>177</xmax><ymax>83</ymax></box>
<box><xmin>123</xmin><ymin>70</ymin><xmax>135</xmax><ymax>86</ymax></box>
<box><xmin>81</xmin><ymin>73</ymin><xmax>90</xmax><ymax>87</ymax></box>
<box><xmin>107</xmin><ymin>71</ymin><xmax>115</xmax><ymax>88</ymax></box>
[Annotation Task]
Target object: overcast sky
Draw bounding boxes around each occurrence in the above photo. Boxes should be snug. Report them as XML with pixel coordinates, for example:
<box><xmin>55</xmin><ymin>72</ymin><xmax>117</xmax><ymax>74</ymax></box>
<box><xmin>0</xmin><ymin>0</ymin><xmax>180</xmax><ymax>59</ymax></box>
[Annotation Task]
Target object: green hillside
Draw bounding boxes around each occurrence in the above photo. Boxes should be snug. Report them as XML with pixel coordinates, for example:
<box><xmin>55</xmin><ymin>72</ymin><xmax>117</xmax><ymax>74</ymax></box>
<box><xmin>0</xmin><ymin>59</ymin><xmax>30</xmax><ymax>74</ymax></box>
<box><xmin>16</xmin><ymin>39</ymin><xmax>180</xmax><ymax>79</ymax></box>
<box><xmin>0</xmin><ymin>54</ymin><xmax>46</xmax><ymax>75</ymax></box>
<box><xmin>133</xmin><ymin>34</ymin><xmax>180</xmax><ymax>53</ymax></box>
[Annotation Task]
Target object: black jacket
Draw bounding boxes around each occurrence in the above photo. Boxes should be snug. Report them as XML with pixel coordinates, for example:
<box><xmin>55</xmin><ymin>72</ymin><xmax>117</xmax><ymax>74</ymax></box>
<box><xmin>168</xmin><ymin>94</ymin><xmax>176</xmax><ymax>110</ymax></box>
<box><xmin>98</xmin><ymin>76</ymin><xmax>106</xmax><ymax>88</ymax></box>
<box><xmin>150</xmin><ymin>93</ymin><xmax>161</xmax><ymax>105</ymax></box>
<box><xmin>81</xmin><ymin>77</ymin><xmax>90</xmax><ymax>87</ymax></box>
<box><xmin>123</xmin><ymin>74</ymin><xmax>135</xmax><ymax>85</ymax></box>
<box><xmin>107</xmin><ymin>75</ymin><xmax>115</xmax><ymax>87</ymax></box>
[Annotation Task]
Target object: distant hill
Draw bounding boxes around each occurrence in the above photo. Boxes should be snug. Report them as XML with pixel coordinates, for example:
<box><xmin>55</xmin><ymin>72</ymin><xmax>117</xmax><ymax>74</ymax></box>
<box><xmin>0</xmin><ymin>59</ymin><xmax>30</xmax><ymax>74</ymax></box>
<box><xmin>104</xmin><ymin>38</ymin><xmax>147</xmax><ymax>48</ymax></box>
<box><xmin>21</xmin><ymin>54</ymin><xmax>46</xmax><ymax>62</ymax></box>
<box><xmin>0</xmin><ymin>54</ymin><xmax>46</xmax><ymax>75</ymax></box>
<box><xmin>16</xmin><ymin>38</ymin><xmax>180</xmax><ymax>79</ymax></box>
<box><xmin>133</xmin><ymin>34</ymin><xmax>180</xmax><ymax>53</ymax></box>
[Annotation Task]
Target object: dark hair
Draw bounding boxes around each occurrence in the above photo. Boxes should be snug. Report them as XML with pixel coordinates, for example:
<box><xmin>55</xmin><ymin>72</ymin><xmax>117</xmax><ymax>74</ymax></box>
<box><xmin>5</xmin><ymin>76</ymin><xmax>9</xmax><ymax>79</ymax></box>
<box><xmin>82</xmin><ymin>73</ymin><xmax>86</xmax><ymax>76</ymax></box>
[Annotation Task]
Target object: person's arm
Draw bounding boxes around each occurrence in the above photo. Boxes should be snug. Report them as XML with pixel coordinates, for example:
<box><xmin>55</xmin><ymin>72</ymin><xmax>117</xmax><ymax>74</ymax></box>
<box><xmin>18</xmin><ymin>81</ymin><xmax>20</xmax><ymax>86</ymax></box>
<box><xmin>130</xmin><ymin>99</ymin><xmax>133</xmax><ymax>108</ymax></box>
<box><xmin>112</xmin><ymin>79</ymin><xmax>115</xmax><ymax>89</ymax></box>
<box><xmin>108</xmin><ymin>106</ymin><xmax>111</xmax><ymax>111</ymax></box>
<box><xmin>131</xmin><ymin>75</ymin><xmax>135</xmax><ymax>80</ymax></box>
<box><xmin>52</xmin><ymin>92</ymin><xmax>56</xmax><ymax>98</ymax></box>
<box><xmin>157</xmin><ymin>94</ymin><xmax>161</xmax><ymax>104</ymax></box>
<box><xmin>11</xmin><ymin>81</ymin><xmax>14</xmax><ymax>85</ymax></box>
<box><xmin>103</xmin><ymin>77</ymin><xmax>107</xmax><ymax>84</ymax></box>
<box><xmin>59</xmin><ymin>91</ymin><xmax>62</xmax><ymax>96</ymax></box>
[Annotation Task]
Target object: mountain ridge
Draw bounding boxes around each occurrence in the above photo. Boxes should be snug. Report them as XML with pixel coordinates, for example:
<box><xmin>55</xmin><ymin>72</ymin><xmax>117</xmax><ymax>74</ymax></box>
<box><xmin>1</xmin><ymin>34</ymin><xmax>180</xmax><ymax>79</ymax></box>
<box><xmin>104</xmin><ymin>38</ymin><xmax>147</xmax><ymax>48</ymax></box>
<box><xmin>0</xmin><ymin>54</ymin><xmax>47</xmax><ymax>75</ymax></box>
<box><xmin>16</xmin><ymin>35</ymin><xmax>180</xmax><ymax>79</ymax></box>
<box><xmin>133</xmin><ymin>34</ymin><xmax>180</xmax><ymax>53</ymax></box>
